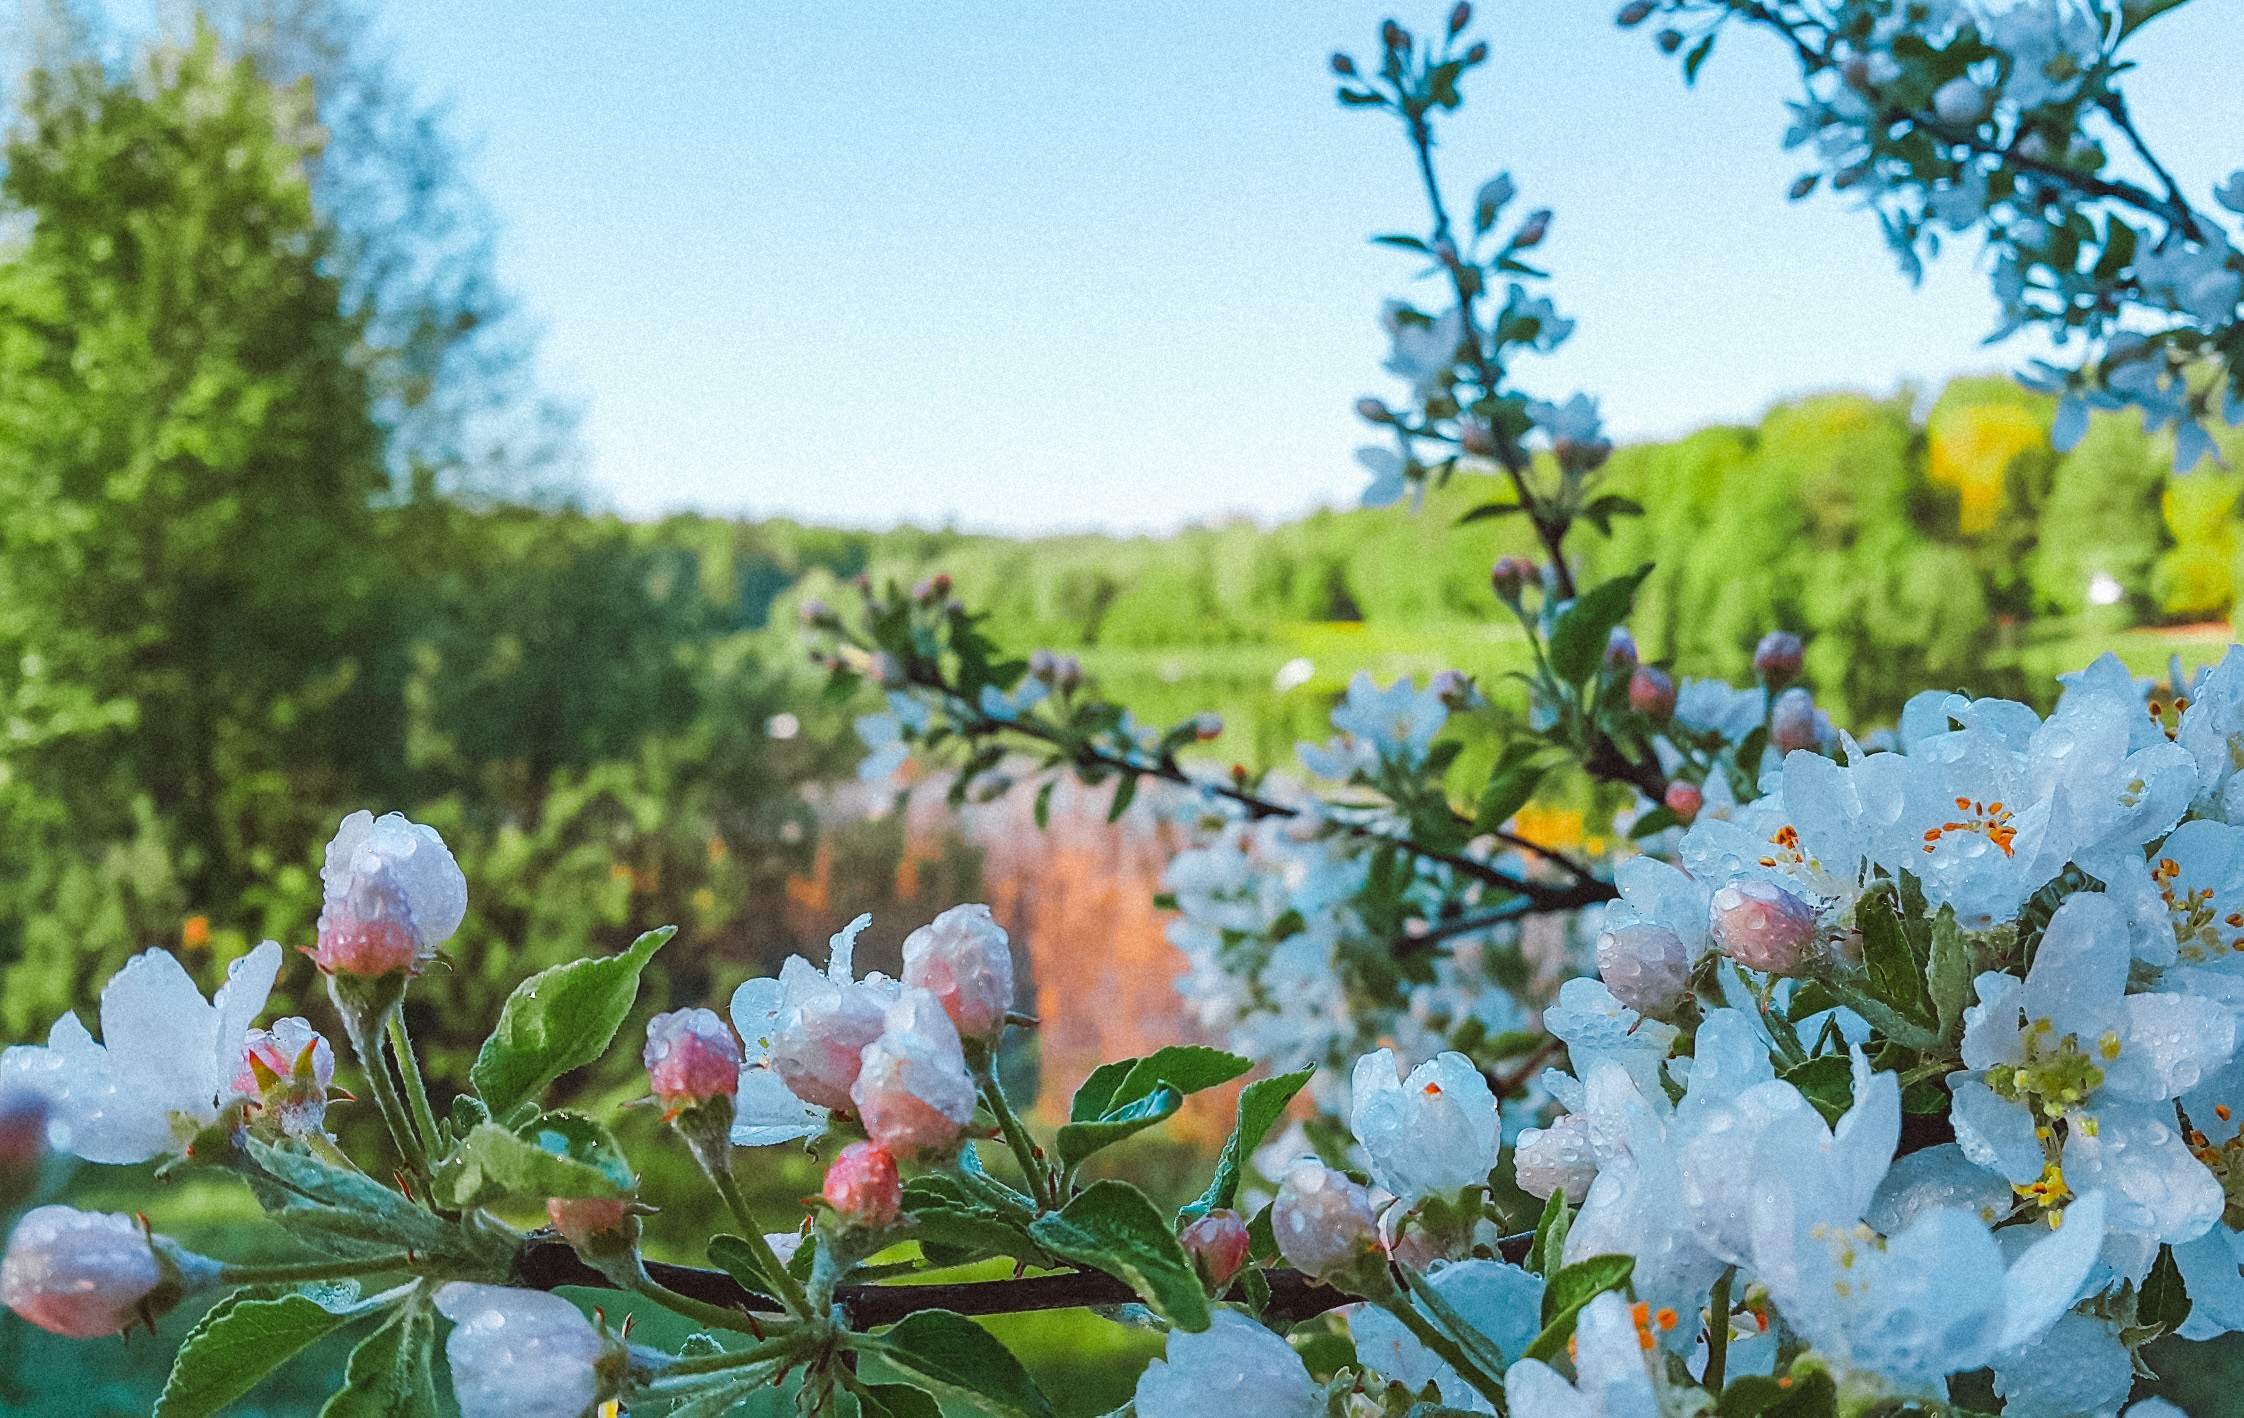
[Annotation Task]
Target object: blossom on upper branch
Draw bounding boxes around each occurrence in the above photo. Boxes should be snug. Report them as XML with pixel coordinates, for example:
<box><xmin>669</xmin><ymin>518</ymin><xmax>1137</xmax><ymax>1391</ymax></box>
<box><xmin>1298</xmin><ymin>672</ymin><xmax>1449</xmax><ymax>779</ymax></box>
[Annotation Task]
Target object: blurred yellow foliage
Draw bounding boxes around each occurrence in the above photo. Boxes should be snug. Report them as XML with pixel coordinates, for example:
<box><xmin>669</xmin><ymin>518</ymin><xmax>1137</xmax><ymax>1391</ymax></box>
<box><xmin>1929</xmin><ymin>403</ymin><xmax>2044</xmax><ymax>534</ymax></box>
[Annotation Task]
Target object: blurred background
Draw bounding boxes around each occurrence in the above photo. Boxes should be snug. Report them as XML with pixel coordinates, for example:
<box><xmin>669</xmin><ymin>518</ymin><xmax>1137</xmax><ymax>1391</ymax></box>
<box><xmin>2</xmin><ymin>0</ymin><xmax>2242</xmax><ymax>1410</ymax></box>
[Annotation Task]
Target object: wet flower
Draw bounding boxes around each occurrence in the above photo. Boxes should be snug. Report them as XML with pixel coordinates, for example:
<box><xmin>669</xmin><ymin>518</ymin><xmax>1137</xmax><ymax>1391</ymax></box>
<box><xmin>822</xmin><ymin>1141</ymin><xmax>902</xmax><ymax>1229</ymax></box>
<box><xmin>1350</xmin><ymin>1048</ymin><xmax>1498</xmax><ymax>1205</ymax></box>
<box><xmin>436</xmin><ymin>1283</ymin><xmax>615</xmax><ymax>1418</ymax></box>
<box><xmin>1272</xmin><ymin>1161</ymin><xmax>1381</xmax><ymax>1284</ymax></box>
<box><xmin>2</xmin><ymin>1207</ymin><xmax>211</xmax><ymax>1339</ymax></box>
<box><xmin>1180</xmin><ymin>1210</ymin><xmax>1252</xmax><ymax>1290</ymax></box>
<box><xmin>901</xmin><ymin>904</ymin><xmax>1015</xmax><ymax>1043</ymax></box>
<box><xmin>851</xmin><ymin>989</ymin><xmax>978</xmax><ymax>1160</ymax></box>
<box><xmin>643</xmin><ymin>1009</ymin><xmax>743</xmax><ymax>1111</ymax></box>
<box><xmin>312</xmin><ymin>811</ymin><xmax>466</xmax><ymax>977</ymax></box>
<box><xmin>1134</xmin><ymin>1309</ymin><xmax>1319</xmax><ymax>1418</ymax></box>
<box><xmin>0</xmin><ymin>942</ymin><xmax>282</xmax><ymax>1164</ymax></box>
<box><xmin>230</xmin><ymin>1016</ymin><xmax>336</xmax><ymax>1140</ymax></box>
<box><xmin>1710</xmin><ymin>879</ymin><xmax>1819</xmax><ymax>974</ymax></box>
<box><xmin>1513</xmin><ymin>1112</ymin><xmax>1596</xmax><ymax>1203</ymax></box>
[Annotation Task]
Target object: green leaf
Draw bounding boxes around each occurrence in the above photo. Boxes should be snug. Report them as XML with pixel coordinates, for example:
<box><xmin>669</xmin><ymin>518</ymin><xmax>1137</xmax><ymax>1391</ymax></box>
<box><xmin>470</xmin><ymin>925</ymin><xmax>673</xmax><ymax>1119</ymax></box>
<box><xmin>1523</xmin><ymin>1254</ymin><xmax>1634</xmax><ymax>1362</ymax></box>
<box><xmin>856</xmin><ymin>1385</ymin><xmax>945</xmax><ymax>1418</ymax></box>
<box><xmin>1070</xmin><ymin>1046</ymin><xmax>1249</xmax><ymax>1120</ymax></box>
<box><xmin>1781</xmin><ymin>1054</ymin><xmax>1855</xmax><ymax>1127</ymax></box>
<box><xmin>1717</xmin><ymin>1368</ymin><xmax>1839</xmax><ymax>1416</ymax></box>
<box><xmin>1547</xmin><ymin>565</ymin><xmax>1651</xmax><ymax>684</ymax></box>
<box><xmin>1858</xmin><ymin>886</ymin><xmax>1936</xmax><ymax>1032</ymax></box>
<box><xmin>156</xmin><ymin>1289</ymin><xmax>362</xmax><ymax>1418</ymax></box>
<box><xmin>1027</xmin><ymin>1181</ymin><xmax>1210</xmax><ymax>1330</ymax></box>
<box><xmin>900</xmin><ymin>1176</ymin><xmax>1051</xmax><ymax>1267</ymax></box>
<box><xmin>1106</xmin><ymin>774</ymin><xmax>1139</xmax><ymax>823</ymax></box>
<box><xmin>1032</xmin><ymin>780</ymin><xmax>1055</xmax><ymax>830</ymax></box>
<box><xmin>861</xmin><ymin>1310</ymin><xmax>1055</xmax><ymax>1418</ymax></box>
<box><xmin>1180</xmin><ymin>1066</ymin><xmax>1314</xmax><ymax>1221</ymax></box>
<box><xmin>1927</xmin><ymin>905</ymin><xmax>1974</xmax><ymax>1045</ymax></box>
<box><xmin>1821</xmin><ymin>974</ymin><xmax>1942</xmax><ymax>1053</ymax></box>
<box><xmin>319</xmin><ymin>1288</ymin><xmax>438</xmax><ymax>1418</ymax></box>
<box><xmin>241</xmin><ymin>1137</ymin><xmax>457</xmax><ymax>1261</ymax></box>
<box><xmin>1055</xmin><ymin>1085</ymin><xmax>1182</xmax><ymax>1172</ymax></box>
<box><xmin>1627</xmin><ymin>805</ymin><xmax>1681</xmax><ymax>839</ymax></box>
<box><xmin>1527</xmin><ymin>1190</ymin><xmax>1571</xmax><ymax>1278</ymax></box>
<box><xmin>1473</xmin><ymin>754</ymin><xmax>1548</xmax><ymax>835</ymax></box>
<box><xmin>1683</xmin><ymin>33</ymin><xmax>1716</xmax><ymax>84</ymax></box>
<box><xmin>1456</xmin><ymin>500</ymin><xmax>1527</xmax><ymax>524</ymax></box>
<box><xmin>432</xmin><ymin>1113</ymin><xmax>633</xmax><ymax>1209</ymax></box>
<box><xmin>2142</xmin><ymin>1243</ymin><xmax>2192</xmax><ymax>1334</ymax></box>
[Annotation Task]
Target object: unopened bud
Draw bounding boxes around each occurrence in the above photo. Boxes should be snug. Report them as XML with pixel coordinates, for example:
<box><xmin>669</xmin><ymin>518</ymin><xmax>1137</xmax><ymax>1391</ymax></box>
<box><xmin>0</xmin><ymin>1092</ymin><xmax>47</xmax><ymax>1207</ymax></box>
<box><xmin>1831</xmin><ymin>165</ymin><xmax>1866</xmax><ymax>192</ymax></box>
<box><xmin>1596</xmin><ymin>922</ymin><xmax>1692</xmax><ymax>1016</ymax></box>
<box><xmin>1841</xmin><ymin>54</ymin><xmax>1873</xmax><ymax>89</ymax></box>
<box><xmin>1055</xmin><ymin>655</ymin><xmax>1084</xmax><ymax>693</ymax></box>
<box><xmin>1331</xmin><ymin>52</ymin><xmax>1358</xmax><ymax>77</ymax></box>
<box><xmin>1180</xmin><ymin>1210</ymin><xmax>1252</xmax><ymax>1291</ymax></box>
<box><xmin>1459</xmin><ymin>421</ymin><xmax>1498</xmax><ymax>457</ymax></box>
<box><xmin>822</xmin><ymin>1141</ymin><xmax>903</xmax><ymax>1229</ymax></box>
<box><xmin>1628</xmin><ymin>665</ymin><xmax>1676</xmax><ymax>720</ymax></box>
<box><xmin>1463</xmin><ymin>40</ymin><xmax>1488</xmax><ymax>63</ymax></box>
<box><xmin>1616</xmin><ymin>0</ymin><xmax>1655</xmax><ymax>25</ymax></box>
<box><xmin>1448</xmin><ymin>3</ymin><xmax>1471</xmax><ymax>36</ymax></box>
<box><xmin>901</xmin><ymin>904</ymin><xmax>1015</xmax><ymax>1042</ymax></box>
<box><xmin>313</xmin><ymin>811</ymin><xmax>465</xmax><ymax>979</ymax></box>
<box><xmin>1355</xmin><ymin>396</ymin><xmax>1395</xmax><ymax>425</ymax></box>
<box><xmin>1657</xmin><ymin>27</ymin><xmax>1683</xmax><ymax>52</ymax></box>
<box><xmin>1029</xmin><ymin>648</ymin><xmax>1058</xmax><ymax>682</ymax></box>
<box><xmin>1663</xmin><ymin>779</ymin><xmax>1703</xmax><ymax>823</ymax></box>
<box><xmin>1429</xmin><ymin>669</ymin><xmax>1476</xmax><ymax>711</ymax></box>
<box><xmin>546</xmin><ymin>1197</ymin><xmax>634</xmax><ymax>1252</ymax></box>
<box><xmin>1769</xmin><ymin>687</ymin><xmax>1820</xmax><ymax>754</ymax></box>
<box><xmin>1193</xmin><ymin>713</ymin><xmax>1225</xmax><ymax>742</ymax></box>
<box><xmin>1710</xmin><ymin>880</ymin><xmax>1818</xmax><ymax>974</ymax></box>
<box><xmin>1932</xmin><ymin>76</ymin><xmax>1990</xmax><ymax>129</ymax></box>
<box><xmin>912</xmin><ymin>573</ymin><xmax>952</xmax><ymax>606</ymax></box>
<box><xmin>1490</xmin><ymin>555</ymin><xmax>1536</xmax><ymax>604</ymax></box>
<box><xmin>1512</xmin><ymin>209</ymin><xmax>1551</xmax><ymax>249</ymax></box>
<box><xmin>1381</xmin><ymin>20</ymin><xmax>1410</xmax><ymax>51</ymax></box>
<box><xmin>1754</xmin><ymin>630</ymin><xmax>1804</xmax><ymax>684</ymax></box>
<box><xmin>1272</xmin><ymin>1162</ymin><xmax>1381</xmax><ymax>1285</ymax></box>
<box><xmin>798</xmin><ymin>598</ymin><xmax>836</xmax><ymax>630</ymax></box>
<box><xmin>1</xmin><ymin>1207</ymin><xmax>210</xmax><ymax>1338</ymax></box>
<box><xmin>1604</xmin><ymin>627</ymin><xmax>1639</xmax><ymax>673</ymax></box>
<box><xmin>1787</xmin><ymin>173</ymin><xmax>1819</xmax><ymax>201</ymax></box>
<box><xmin>851</xmin><ymin>990</ymin><xmax>979</xmax><ymax>1160</ymax></box>
<box><xmin>643</xmin><ymin>1009</ymin><xmax>742</xmax><ymax>1110</ymax></box>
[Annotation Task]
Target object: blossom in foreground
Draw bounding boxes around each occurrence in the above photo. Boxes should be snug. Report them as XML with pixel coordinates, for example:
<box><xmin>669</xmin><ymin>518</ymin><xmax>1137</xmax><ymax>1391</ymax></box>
<box><xmin>822</xmin><ymin>1141</ymin><xmax>902</xmax><ymax>1229</ymax></box>
<box><xmin>0</xmin><ymin>941</ymin><xmax>281</xmax><ymax>1164</ymax></box>
<box><xmin>900</xmin><ymin>903</ymin><xmax>1015</xmax><ymax>1042</ymax></box>
<box><xmin>313</xmin><ymin>810</ymin><xmax>467</xmax><ymax>976</ymax></box>
<box><xmin>850</xmin><ymin>988</ymin><xmax>978</xmax><ymax>1159</ymax></box>
<box><xmin>729</xmin><ymin>914</ymin><xmax>891</xmax><ymax>1145</ymax></box>
<box><xmin>1592</xmin><ymin>856</ymin><xmax>1709</xmax><ymax>1015</ymax></box>
<box><xmin>435</xmin><ymin>1283</ymin><xmax>615</xmax><ymax>1418</ymax></box>
<box><xmin>1179</xmin><ymin>1210</ymin><xmax>1251</xmax><ymax>1290</ymax></box>
<box><xmin>1348</xmin><ymin>1047</ymin><xmax>1497</xmax><ymax>1205</ymax></box>
<box><xmin>1271</xmin><ymin>1160</ymin><xmax>1381</xmax><ymax>1283</ymax></box>
<box><xmin>1133</xmin><ymin>1308</ymin><xmax>1319</xmax><ymax>1418</ymax></box>
<box><xmin>1502</xmin><ymin>1289</ymin><xmax>1664</xmax><ymax>1417</ymax></box>
<box><xmin>1</xmin><ymin>1206</ymin><xmax>212</xmax><ymax>1338</ymax></box>
<box><xmin>231</xmin><ymin>1015</ymin><xmax>336</xmax><ymax>1140</ymax></box>
<box><xmin>1351</xmin><ymin>1259</ymin><xmax>1543</xmax><ymax>1412</ymax></box>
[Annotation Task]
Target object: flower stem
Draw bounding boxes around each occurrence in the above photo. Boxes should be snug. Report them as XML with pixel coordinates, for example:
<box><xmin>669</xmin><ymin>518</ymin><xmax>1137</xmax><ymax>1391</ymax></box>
<box><xmin>682</xmin><ymin>1124</ymin><xmax>814</xmax><ymax>1318</ymax></box>
<box><xmin>1380</xmin><ymin>1292</ymin><xmax>1511</xmax><ymax>1414</ymax></box>
<box><xmin>217</xmin><ymin>1252</ymin><xmax>420</xmax><ymax>1287</ymax></box>
<box><xmin>333</xmin><ymin>988</ymin><xmax>430</xmax><ymax>1182</ymax></box>
<box><xmin>1704</xmin><ymin>1266</ymin><xmax>1736</xmax><ymax>1394</ymax></box>
<box><xmin>976</xmin><ymin>1057</ymin><xmax>1053</xmax><ymax>1207</ymax></box>
<box><xmin>630</xmin><ymin>1265</ymin><xmax>791</xmax><ymax>1338</ymax></box>
<box><xmin>385</xmin><ymin>1010</ymin><xmax>445</xmax><ymax>1161</ymax></box>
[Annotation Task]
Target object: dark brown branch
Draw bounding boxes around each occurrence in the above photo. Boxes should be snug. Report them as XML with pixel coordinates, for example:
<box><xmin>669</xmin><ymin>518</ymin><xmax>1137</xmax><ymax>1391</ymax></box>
<box><xmin>517</xmin><ymin>1230</ymin><xmax>1536</xmax><ymax>1330</ymax></box>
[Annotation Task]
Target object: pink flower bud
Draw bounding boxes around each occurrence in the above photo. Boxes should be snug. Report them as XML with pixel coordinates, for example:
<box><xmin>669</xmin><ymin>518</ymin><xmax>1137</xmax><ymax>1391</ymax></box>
<box><xmin>773</xmin><ymin>984</ymin><xmax>892</xmax><ymax>1112</ymax></box>
<box><xmin>1459</xmin><ymin>421</ymin><xmax>1499</xmax><ymax>457</ymax></box>
<box><xmin>1490</xmin><ymin>556</ymin><xmax>1536</xmax><ymax>604</ymax></box>
<box><xmin>1753</xmin><ymin>630</ymin><xmax>1804</xmax><ymax>684</ymax></box>
<box><xmin>313</xmin><ymin>811</ymin><xmax>466</xmax><ymax>978</ymax></box>
<box><xmin>0</xmin><ymin>1092</ymin><xmax>47</xmax><ymax>1205</ymax></box>
<box><xmin>1710</xmin><ymin>880</ymin><xmax>1819</xmax><ymax>974</ymax></box>
<box><xmin>1514</xmin><ymin>1114</ymin><xmax>1596</xmax><ymax>1203</ymax></box>
<box><xmin>1356</xmin><ymin>396</ymin><xmax>1394</xmax><ymax>425</ymax></box>
<box><xmin>1193</xmin><ymin>713</ymin><xmax>1225</xmax><ymax>742</ymax></box>
<box><xmin>1595</xmin><ymin>922</ymin><xmax>1694</xmax><ymax>1016</ymax></box>
<box><xmin>1628</xmin><ymin>665</ymin><xmax>1676</xmax><ymax>720</ymax></box>
<box><xmin>1028</xmin><ymin>649</ymin><xmax>1058</xmax><ymax>682</ymax></box>
<box><xmin>822</xmin><ymin>1141</ymin><xmax>902</xmax><ymax>1228</ymax></box>
<box><xmin>1179</xmin><ymin>1210</ymin><xmax>1251</xmax><ymax>1291</ymax></box>
<box><xmin>900</xmin><ymin>904</ymin><xmax>1015</xmax><ymax>1043</ymax></box>
<box><xmin>1769</xmin><ymin>687</ymin><xmax>1821</xmax><ymax>753</ymax></box>
<box><xmin>1616</xmin><ymin>0</ymin><xmax>1654</xmax><ymax>25</ymax></box>
<box><xmin>1331</xmin><ymin>52</ymin><xmax>1358</xmax><ymax>78</ymax></box>
<box><xmin>1271</xmin><ymin>1162</ymin><xmax>1381</xmax><ymax>1283</ymax></box>
<box><xmin>643</xmin><ymin>1009</ymin><xmax>743</xmax><ymax>1110</ymax></box>
<box><xmin>1604</xmin><ymin>626</ymin><xmax>1639</xmax><ymax>672</ymax></box>
<box><xmin>546</xmin><ymin>1197</ymin><xmax>633</xmax><ymax>1250</ymax></box>
<box><xmin>1513</xmin><ymin>209</ymin><xmax>1551</xmax><ymax>249</ymax></box>
<box><xmin>851</xmin><ymin>990</ymin><xmax>978</xmax><ymax>1160</ymax></box>
<box><xmin>1663</xmin><ymin>780</ymin><xmax>1703</xmax><ymax>823</ymax></box>
<box><xmin>1429</xmin><ymin>669</ymin><xmax>1476</xmax><ymax>712</ymax></box>
<box><xmin>2</xmin><ymin>1207</ymin><xmax>171</xmax><ymax>1338</ymax></box>
<box><xmin>232</xmin><ymin>1017</ymin><xmax>337</xmax><ymax>1140</ymax></box>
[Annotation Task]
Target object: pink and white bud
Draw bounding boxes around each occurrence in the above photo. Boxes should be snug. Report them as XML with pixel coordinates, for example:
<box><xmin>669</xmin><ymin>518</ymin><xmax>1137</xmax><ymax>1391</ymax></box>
<box><xmin>1179</xmin><ymin>1210</ymin><xmax>1252</xmax><ymax>1290</ymax></box>
<box><xmin>822</xmin><ymin>1141</ymin><xmax>903</xmax><ymax>1228</ymax></box>
<box><xmin>1028</xmin><ymin>649</ymin><xmax>1059</xmax><ymax>682</ymax></box>
<box><xmin>545</xmin><ymin>1197</ymin><xmax>633</xmax><ymax>1251</ymax></box>
<box><xmin>1604</xmin><ymin>627</ymin><xmax>1639</xmax><ymax>672</ymax></box>
<box><xmin>1193</xmin><ymin>713</ymin><xmax>1225</xmax><ymax>742</ymax></box>
<box><xmin>1663</xmin><ymin>779</ymin><xmax>1703</xmax><ymax>823</ymax></box>
<box><xmin>1514</xmin><ymin>1114</ymin><xmax>1597</xmax><ymax>1203</ymax></box>
<box><xmin>1753</xmin><ymin>630</ymin><xmax>1804</xmax><ymax>684</ymax></box>
<box><xmin>1490</xmin><ymin>556</ymin><xmax>1536</xmax><ymax>604</ymax></box>
<box><xmin>1628</xmin><ymin>665</ymin><xmax>1676</xmax><ymax>720</ymax></box>
<box><xmin>1595</xmin><ymin>921</ymin><xmax>1694</xmax><ymax>1016</ymax></box>
<box><xmin>232</xmin><ymin>1017</ymin><xmax>337</xmax><ymax>1139</ymax></box>
<box><xmin>1710</xmin><ymin>880</ymin><xmax>1819</xmax><ymax>974</ymax></box>
<box><xmin>436</xmin><ymin>1283</ymin><xmax>615</xmax><ymax>1418</ymax></box>
<box><xmin>851</xmin><ymin>990</ymin><xmax>979</xmax><ymax>1160</ymax></box>
<box><xmin>643</xmin><ymin>1008</ymin><xmax>743</xmax><ymax>1110</ymax></box>
<box><xmin>1932</xmin><ymin>76</ymin><xmax>1990</xmax><ymax>129</ymax></box>
<box><xmin>772</xmin><ymin>983</ymin><xmax>892</xmax><ymax>1112</ymax></box>
<box><xmin>1356</xmin><ymin>396</ymin><xmax>1395</xmax><ymax>425</ymax></box>
<box><xmin>900</xmin><ymin>904</ymin><xmax>1015</xmax><ymax>1043</ymax></box>
<box><xmin>1615</xmin><ymin>0</ymin><xmax>1654</xmax><ymax>24</ymax></box>
<box><xmin>313</xmin><ymin>811</ymin><xmax>467</xmax><ymax>978</ymax></box>
<box><xmin>2</xmin><ymin>1207</ymin><xmax>183</xmax><ymax>1338</ymax></box>
<box><xmin>1512</xmin><ymin>209</ymin><xmax>1551</xmax><ymax>249</ymax></box>
<box><xmin>1272</xmin><ymin>1161</ymin><xmax>1381</xmax><ymax>1283</ymax></box>
<box><xmin>1429</xmin><ymin>669</ymin><xmax>1477</xmax><ymax>712</ymax></box>
<box><xmin>1769</xmin><ymin>687</ymin><xmax>1821</xmax><ymax>753</ymax></box>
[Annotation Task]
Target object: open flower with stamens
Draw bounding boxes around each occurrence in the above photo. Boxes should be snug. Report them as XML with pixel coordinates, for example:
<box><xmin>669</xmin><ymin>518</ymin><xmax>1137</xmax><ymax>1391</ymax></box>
<box><xmin>1349</xmin><ymin>1048</ymin><xmax>1497</xmax><ymax>1207</ymax></box>
<box><xmin>0</xmin><ymin>942</ymin><xmax>281</xmax><ymax>1164</ymax></box>
<box><xmin>728</xmin><ymin>914</ymin><xmax>894</xmax><ymax>1146</ymax></box>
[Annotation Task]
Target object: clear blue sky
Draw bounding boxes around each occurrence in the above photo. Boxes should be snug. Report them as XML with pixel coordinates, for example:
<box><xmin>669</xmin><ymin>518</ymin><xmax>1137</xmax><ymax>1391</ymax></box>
<box><xmin>136</xmin><ymin>2</ymin><xmax>2244</xmax><ymax>531</ymax></box>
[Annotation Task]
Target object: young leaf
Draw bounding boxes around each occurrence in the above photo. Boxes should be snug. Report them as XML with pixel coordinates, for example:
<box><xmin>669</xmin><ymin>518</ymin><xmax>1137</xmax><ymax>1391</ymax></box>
<box><xmin>2141</xmin><ymin>1243</ymin><xmax>2192</xmax><ymax>1334</ymax></box>
<box><xmin>860</xmin><ymin>1310</ymin><xmax>1056</xmax><ymax>1418</ymax></box>
<box><xmin>1780</xmin><ymin>1055</ymin><xmax>1855</xmax><ymax>1127</ymax></box>
<box><xmin>1179</xmin><ymin>1066</ymin><xmax>1314</xmax><ymax>1221</ymax></box>
<box><xmin>705</xmin><ymin>1233</ymin><xmax>783</xmax><ymax>1301</ymax></box>
<box><xmin>432</xmin><ymin>1113</ymin><xmax>632</xmax><ymax>1209</ymax></box>
<box><xmin>1027</xmin><ymin>1181</ymin><xmax>1211</xmax><ymax>1331</ymax></box>
<box><xmin>1547</xmin><ymin>565</ymin><xmax>1652</xmax><ymax>684</ymax></box>
<box><xmin>1070</xmin><ymin>1046</ymin><xmax>1249</xmax><ymax>1120</ymax></box>
<box><xmin>1523</xmin><ymin>1254</ymin><xmax>1634</xmax><ymax>1362</ymax></box>
<box><xmin>470</xmin><ymin>925</ymin><xmax>674</xmax><ymax>1119</ymax></box>
<box><xmin>1858</xmin><ymin>887</ymin><xmax>1936</xmax><ymax>1032</ymax></box>
<box><xmin>1927</xmin><ymin>905</ymin><xmax>1974</xmax><ymax>1045</ymax></box>
<box><xmin>319</xmin><ymin>1287</ymin><xmax>438</xmax><ymax>1418</ymax></box>
<box><xmin>855</xmin><ymin>1385</ymin><xmax>945</xmax><ymax>1418</ymax></box>
<box><xmin>242</xmin><ymin>1137</ymin><xmax>458</xmax><ymax>1261</ymax></box>
<box><xmin>1527</xmin><ymin>1190</ymin><xmax>1571</xmax><ymax>1278</ymax></box>
<box><xmin>156</xmin><ymin>1290</ymin><xmax>363</xmax><ymax>1418</ymax></box>
<box><xmin>1054</xmin><ymin>1085</ymin><xmax>1182</xmax><ymax>1172</ymax></box>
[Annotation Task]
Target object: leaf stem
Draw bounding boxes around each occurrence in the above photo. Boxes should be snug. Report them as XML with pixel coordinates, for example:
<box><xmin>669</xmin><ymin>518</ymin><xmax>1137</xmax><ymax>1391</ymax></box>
<box><xmin>1704</xmin><ymin>1265</ymin><xmax>1735</xmax><ymax>1394</ymax></box>
<box><xmin>976</xmin><ymin>1056</ymin><xmax>1054</xmax><ymax>1207</ymax></box>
